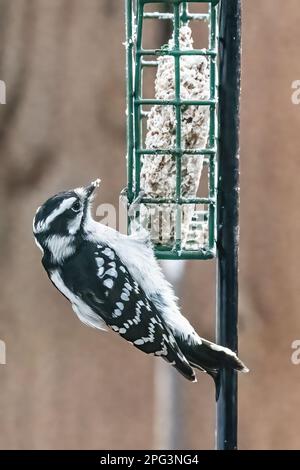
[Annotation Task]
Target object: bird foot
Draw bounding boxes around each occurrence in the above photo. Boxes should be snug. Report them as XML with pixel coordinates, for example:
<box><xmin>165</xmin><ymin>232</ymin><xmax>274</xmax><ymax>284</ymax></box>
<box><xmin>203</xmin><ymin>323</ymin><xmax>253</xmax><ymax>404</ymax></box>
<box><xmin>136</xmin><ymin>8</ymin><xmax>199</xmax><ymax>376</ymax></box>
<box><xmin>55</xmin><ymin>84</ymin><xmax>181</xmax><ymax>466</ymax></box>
<box><xmin>128</xmin><ymin>190</ymin><xmax>146</xmax><ymax>217</ymax></box>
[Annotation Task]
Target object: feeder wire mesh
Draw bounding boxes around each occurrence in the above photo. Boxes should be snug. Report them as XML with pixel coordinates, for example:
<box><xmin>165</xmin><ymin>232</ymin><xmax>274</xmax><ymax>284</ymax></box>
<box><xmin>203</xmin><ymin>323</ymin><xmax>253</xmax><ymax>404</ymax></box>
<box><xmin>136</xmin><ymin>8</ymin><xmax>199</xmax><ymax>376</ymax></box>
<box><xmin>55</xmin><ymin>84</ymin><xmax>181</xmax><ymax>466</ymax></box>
<box><xmin>125</xmin><ymin>0</ymin><xmax>220</xmax><ymax>260</ymax></box>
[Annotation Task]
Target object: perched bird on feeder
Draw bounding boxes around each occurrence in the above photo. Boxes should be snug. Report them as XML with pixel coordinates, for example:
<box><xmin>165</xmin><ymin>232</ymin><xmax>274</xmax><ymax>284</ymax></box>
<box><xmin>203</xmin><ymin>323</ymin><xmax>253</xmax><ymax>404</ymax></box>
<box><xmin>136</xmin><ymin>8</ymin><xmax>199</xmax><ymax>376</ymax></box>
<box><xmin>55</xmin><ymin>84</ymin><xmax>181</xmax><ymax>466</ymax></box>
<box><xmin>33</xmin><ymin>180</ymin><xmax>248</xmax><ymax>391</ymax></box>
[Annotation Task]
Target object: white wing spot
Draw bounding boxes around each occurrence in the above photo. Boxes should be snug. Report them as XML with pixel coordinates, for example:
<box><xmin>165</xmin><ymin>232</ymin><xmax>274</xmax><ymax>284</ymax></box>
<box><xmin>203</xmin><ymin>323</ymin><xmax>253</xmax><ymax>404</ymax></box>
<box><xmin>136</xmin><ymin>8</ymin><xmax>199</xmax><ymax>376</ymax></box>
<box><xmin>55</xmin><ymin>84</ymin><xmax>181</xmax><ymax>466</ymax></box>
<box><xmin>103</xmin><ymin>278</ymin><xmax>114</xmax><ymax>289</ymax></box>
<box><xmin>155</xmin><ymin>345</ymin><xmax>168</xmax><ymax>356</ymax></box>
<box><xmin>106</xmin><ymin>268</ymin><xmax>118</xmax><ymax>278</ymax></box>
<box><xmin>96</xmin><ymin>258</ymin><xmax>104</xmax><ymax>267</ymax></box>
<box><xmin>121</xmin><ymin>292</ymin><xmax>130</xmax><ymax>302</ymax></box>
<box><xmin>97</xmin><ymin>267</ymin><xmax>105</xmax><ymax>277</ymax></box>
<box><xmin>116</xmin><ymin>302</ymin><xmax>124</xmax><ymax>310</ymax></box>
<box><xmin>113</xmin><ymin>309</ymin><xmax>122</xmax><ymax>318</ymax></box>
<box><xmin>134</xmin><ymin>339</ymin><xmax>145</xmax><ymax>346</ymax></box>
<box><xmin>119</xmin><ymin>328</ymin><xmax>126</xmax><ymax>334</ymax></box>
<box><xmin>103</xmin><ymin>247</ymin><xmax>115</xmax><ymax>260</ymax></box>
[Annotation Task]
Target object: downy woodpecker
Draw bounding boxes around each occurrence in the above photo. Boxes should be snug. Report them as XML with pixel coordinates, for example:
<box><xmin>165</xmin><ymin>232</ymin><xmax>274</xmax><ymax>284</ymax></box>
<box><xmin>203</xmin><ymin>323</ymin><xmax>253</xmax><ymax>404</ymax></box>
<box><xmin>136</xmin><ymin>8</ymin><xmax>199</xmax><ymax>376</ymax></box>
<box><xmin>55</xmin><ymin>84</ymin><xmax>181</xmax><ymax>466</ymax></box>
<box><xmin>33</xmin><ymin>180</ymin><xmax>248</xmax><ymax>387</ymax></box>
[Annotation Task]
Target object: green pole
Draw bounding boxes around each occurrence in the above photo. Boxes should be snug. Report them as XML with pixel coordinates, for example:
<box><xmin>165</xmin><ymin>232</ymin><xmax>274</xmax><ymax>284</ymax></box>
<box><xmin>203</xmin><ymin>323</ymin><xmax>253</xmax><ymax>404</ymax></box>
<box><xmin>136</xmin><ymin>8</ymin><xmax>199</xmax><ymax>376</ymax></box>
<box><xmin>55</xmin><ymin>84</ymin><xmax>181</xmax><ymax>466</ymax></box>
<box><xmin>216</xmin><ymin>0</ymin><xmax>242</xmax><ymax>450</ymax></box>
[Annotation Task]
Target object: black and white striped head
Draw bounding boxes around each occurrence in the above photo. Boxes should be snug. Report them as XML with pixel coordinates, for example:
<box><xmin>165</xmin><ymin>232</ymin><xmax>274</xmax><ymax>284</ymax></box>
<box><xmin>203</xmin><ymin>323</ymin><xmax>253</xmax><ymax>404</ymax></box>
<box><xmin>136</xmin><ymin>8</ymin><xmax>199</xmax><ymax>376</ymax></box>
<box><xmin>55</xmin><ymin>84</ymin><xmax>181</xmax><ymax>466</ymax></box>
<box><xmin>33</xmin><ymin>179</ymin><xmax>101</xmax><ymax>263</ymax></box>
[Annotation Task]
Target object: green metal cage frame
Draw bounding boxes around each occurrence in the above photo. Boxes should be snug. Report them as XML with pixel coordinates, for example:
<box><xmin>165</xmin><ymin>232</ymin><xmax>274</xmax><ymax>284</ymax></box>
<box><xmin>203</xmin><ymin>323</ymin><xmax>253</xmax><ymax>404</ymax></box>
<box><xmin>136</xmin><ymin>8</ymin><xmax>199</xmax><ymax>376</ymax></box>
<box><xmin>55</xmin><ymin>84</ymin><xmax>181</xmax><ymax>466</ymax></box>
<box><xmin>125</xmin><ymin>0</ymin><xmax>221</xmax><ymax>260</ymax></box>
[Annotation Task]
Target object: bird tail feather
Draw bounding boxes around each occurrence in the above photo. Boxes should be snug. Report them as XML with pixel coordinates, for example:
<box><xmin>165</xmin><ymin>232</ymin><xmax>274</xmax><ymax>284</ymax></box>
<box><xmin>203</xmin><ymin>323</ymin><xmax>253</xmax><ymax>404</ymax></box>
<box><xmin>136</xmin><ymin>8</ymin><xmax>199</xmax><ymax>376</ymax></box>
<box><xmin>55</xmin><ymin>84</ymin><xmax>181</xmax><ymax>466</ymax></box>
<box><xmin>185</xmin><ymin>339</ymin><xmax>249</xmax><ymax>373</ymax></box>
<box><xmin>168</xmin><ymin>357</ymin><xmax>197</xmax><ymax>383</ymax></box>
<box><xmin>178</xmin><ymin>338</ymin><xmax>248</xmax><ymax>398</ymax></box>
<box><xmin>178</xmin><ymin>337</ymin><xmax>249</xmax><ymax>375</ymax></box>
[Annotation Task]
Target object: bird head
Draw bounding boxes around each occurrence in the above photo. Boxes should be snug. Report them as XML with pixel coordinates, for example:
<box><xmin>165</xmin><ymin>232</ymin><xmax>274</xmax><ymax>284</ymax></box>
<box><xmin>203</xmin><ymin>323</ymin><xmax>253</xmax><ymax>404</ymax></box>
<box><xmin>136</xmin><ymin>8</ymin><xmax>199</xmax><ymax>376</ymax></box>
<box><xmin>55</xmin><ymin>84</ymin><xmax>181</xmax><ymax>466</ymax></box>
<box><xmin>33</xmin><ymin>179</ymin><xmax>101</xmax><ymax>263</ymax></box>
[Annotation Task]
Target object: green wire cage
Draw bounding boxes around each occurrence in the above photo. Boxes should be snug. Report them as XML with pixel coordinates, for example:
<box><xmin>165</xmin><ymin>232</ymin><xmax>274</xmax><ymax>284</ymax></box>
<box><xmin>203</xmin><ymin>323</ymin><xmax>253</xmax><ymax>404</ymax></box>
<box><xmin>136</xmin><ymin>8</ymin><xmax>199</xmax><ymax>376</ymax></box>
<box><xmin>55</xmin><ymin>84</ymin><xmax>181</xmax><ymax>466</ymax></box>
<box><xmin>125</xmin><ymin>0</ymin><xmax>220</xmax><ymax>260</ymax></box>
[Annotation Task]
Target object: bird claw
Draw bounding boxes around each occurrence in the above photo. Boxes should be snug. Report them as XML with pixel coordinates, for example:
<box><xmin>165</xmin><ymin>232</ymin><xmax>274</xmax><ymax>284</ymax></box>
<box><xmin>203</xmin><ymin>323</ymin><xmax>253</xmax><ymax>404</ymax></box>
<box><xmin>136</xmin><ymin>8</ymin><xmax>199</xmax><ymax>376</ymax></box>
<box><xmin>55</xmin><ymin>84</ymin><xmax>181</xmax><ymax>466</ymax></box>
<box><xmin>128</xmin><ymin>190</ymin><xmax>146</xmax><ymax>216</ymax></box>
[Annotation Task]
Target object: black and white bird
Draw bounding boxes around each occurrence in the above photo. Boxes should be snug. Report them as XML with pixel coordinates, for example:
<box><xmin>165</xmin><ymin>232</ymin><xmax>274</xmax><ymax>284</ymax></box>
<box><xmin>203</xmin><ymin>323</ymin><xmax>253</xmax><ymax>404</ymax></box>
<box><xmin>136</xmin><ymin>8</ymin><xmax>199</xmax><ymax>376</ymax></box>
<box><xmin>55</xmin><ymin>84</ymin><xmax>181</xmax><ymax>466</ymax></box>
<box><xmin>33</xmin><ymin>180</ymin><xmax>248</xmax><ymax>388</ymax></box>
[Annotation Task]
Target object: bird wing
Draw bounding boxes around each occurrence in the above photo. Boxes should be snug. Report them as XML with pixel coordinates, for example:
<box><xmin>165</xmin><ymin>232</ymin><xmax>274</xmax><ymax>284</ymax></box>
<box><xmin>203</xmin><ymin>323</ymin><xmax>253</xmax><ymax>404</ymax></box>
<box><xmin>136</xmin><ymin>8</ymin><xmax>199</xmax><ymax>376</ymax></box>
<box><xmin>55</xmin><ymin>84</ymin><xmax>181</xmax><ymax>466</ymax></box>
<box><xmin>87</xmin><ymin>222</ymin><xmax>198</xmax><ymax>341</ymax></box>
<box><xmin>61</xmin><ymin>241</ymin><xmax>195</xmax><ymax>381</ymax></box>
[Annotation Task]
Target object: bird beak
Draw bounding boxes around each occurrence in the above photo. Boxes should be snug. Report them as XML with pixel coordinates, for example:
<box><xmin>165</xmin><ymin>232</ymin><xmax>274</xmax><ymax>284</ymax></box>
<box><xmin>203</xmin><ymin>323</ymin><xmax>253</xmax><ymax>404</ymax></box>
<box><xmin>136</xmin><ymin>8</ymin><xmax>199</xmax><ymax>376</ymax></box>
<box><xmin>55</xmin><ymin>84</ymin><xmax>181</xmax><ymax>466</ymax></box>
<box><xmin>84</xmin><ymin>178</ymin><xmax>101</xmax><ymax>199</ymax></box>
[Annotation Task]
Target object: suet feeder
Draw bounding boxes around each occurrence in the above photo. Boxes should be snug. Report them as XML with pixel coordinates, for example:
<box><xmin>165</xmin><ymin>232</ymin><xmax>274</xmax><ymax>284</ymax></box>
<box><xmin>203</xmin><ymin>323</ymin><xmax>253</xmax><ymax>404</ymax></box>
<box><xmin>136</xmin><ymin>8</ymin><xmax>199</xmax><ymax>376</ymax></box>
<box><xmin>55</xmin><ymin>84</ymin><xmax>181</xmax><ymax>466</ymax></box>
<box><xmin>125</xmin><ymin>0</ymin><xmax>220</xmax><ymax>260</ymax></box>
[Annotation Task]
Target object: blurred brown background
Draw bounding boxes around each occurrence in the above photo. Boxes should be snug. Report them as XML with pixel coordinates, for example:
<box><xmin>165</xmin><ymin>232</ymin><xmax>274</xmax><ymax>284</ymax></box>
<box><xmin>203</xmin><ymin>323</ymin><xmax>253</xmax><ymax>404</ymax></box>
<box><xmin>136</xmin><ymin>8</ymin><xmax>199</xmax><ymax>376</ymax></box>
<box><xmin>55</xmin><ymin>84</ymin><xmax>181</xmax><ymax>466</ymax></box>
<box><xmin>0</xmin><ymin>0</ymin><xmax>299</xmax><ymax>450</ymax></box>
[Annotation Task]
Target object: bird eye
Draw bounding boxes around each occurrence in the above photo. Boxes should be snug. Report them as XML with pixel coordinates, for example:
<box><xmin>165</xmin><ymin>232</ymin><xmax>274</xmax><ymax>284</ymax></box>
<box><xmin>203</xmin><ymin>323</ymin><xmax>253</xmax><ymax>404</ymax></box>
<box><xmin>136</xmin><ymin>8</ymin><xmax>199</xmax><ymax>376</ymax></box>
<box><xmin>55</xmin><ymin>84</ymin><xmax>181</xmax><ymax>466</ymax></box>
<box><xmin>71</xmin><ymin>201</ymin><xmax>81</xmax><ymax>213</ymax></box>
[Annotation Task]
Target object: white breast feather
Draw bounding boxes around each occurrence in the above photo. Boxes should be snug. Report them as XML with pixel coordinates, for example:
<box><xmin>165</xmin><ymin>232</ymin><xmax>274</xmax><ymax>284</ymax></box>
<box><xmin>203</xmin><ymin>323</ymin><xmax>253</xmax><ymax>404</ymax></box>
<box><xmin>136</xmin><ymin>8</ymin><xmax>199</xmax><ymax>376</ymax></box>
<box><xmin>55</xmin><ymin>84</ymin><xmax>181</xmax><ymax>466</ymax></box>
<box><xmin>46</xmin><ymin>235</ymin><xmax>76</xmax><ymax>264</ymax></box>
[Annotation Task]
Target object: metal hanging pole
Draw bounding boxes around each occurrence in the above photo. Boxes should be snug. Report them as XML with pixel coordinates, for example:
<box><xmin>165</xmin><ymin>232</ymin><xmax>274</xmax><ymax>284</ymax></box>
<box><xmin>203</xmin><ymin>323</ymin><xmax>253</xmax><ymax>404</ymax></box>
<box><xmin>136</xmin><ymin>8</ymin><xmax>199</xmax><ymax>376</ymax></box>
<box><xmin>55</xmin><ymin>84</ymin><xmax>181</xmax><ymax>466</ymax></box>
<box><xmin>216</xmin><ymin>0</ymin><xmax>242</xmax><ymax>450</ymax></box>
